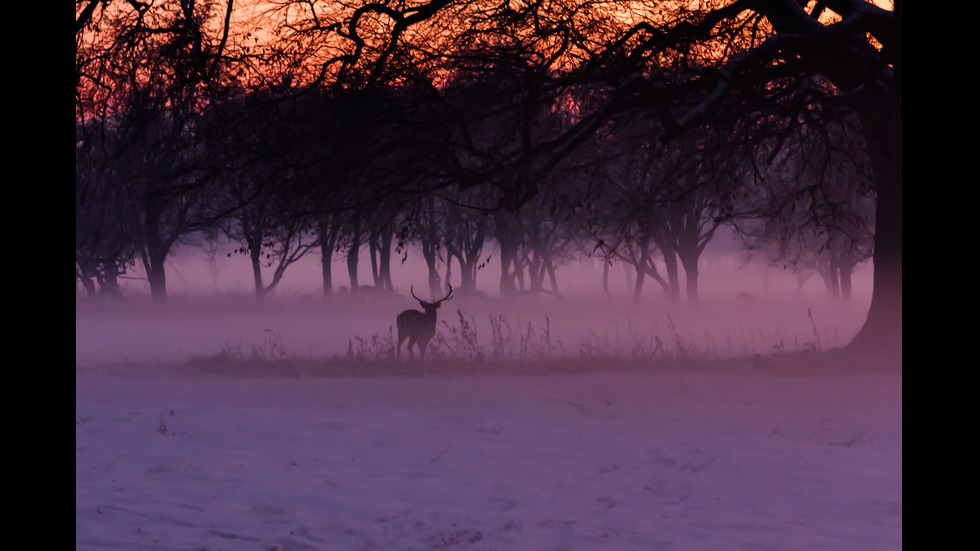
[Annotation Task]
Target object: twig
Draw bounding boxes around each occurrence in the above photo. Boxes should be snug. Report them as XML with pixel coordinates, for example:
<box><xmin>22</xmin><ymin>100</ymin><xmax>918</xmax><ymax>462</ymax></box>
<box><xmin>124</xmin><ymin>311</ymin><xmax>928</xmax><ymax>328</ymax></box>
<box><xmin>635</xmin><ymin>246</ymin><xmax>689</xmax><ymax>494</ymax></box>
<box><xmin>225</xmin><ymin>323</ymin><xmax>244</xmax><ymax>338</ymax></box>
<box><xmin>549</xmin><ymin>397</ymin><xmax>585</xmax><ymax>409</ymax></box>
<box><xmin>429</xmin><ymin>442</ymin><xmax>453</xmax><ymax>464</ymax></box>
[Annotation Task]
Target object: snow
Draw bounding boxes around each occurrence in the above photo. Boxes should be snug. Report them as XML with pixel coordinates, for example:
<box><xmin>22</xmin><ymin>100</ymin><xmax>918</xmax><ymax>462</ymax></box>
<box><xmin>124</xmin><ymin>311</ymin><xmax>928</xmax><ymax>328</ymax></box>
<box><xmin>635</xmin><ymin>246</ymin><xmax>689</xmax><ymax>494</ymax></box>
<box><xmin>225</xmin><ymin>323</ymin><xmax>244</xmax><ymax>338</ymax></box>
<box><xmin>76</xmin><ymin>294</ymin><xmax>901</xmax><ymax>550</ymax></box>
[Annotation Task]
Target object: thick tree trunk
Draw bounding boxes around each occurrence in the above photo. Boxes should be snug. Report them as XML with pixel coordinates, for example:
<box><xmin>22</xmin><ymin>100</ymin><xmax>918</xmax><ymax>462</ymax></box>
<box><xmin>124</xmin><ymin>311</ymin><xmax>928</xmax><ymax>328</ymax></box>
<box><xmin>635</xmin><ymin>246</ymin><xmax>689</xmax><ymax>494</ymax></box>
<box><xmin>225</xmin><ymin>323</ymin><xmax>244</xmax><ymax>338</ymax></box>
<box><xmin>80</xmin><ymin>274</ymin><xmax>97</xmax><ymax>299</ymax></box>
<box><xmin>141</xmin><ymin>233</ymin><xmax>168</xmax><ymax>302</ymax></box>
<box><xmin>679</xmin><ymin>253</ymin><xmax>700</xmax><ymax>308</ymax></box>
<box><xmin>662</xmin><ymin>248</ymin><xmax>682</xmax><ymax>303</ymax></box>
<box><xmin>145</xmin><ymin>252</ymin><xmax>168</xmax><ymax>301</ymax></box>
<box><xmin>318</xmin><ymin>215</ymin><xmax>341</xmax><ymax>299</ymax></box>
<box><xmin>368</xmin><ymin>228</ymin><xmax>393</xmax><ymax>291</ymax></box>
<box><xmin>369</xmin><ymin>237</ymin><xmax>380</xmax><ymax>287</ymax></box>
<box><xmin>848</xmin><ymin>95</ymin><xmax>902</xmax><ymax>353</ymax></box>
<box><xmin>320</xmin><ymin>246</ymin><xmax>333</xmax><ymax>299</ymax></box>
<box><xmin>380</xmin><ymin>231</ymin><xmax>393</xmax><ymax>290</ymax></box>
<box><xmin>545</xmin><ymin>258</ymin><xmax>560</xmax><ymax>294</ymax></box>
<box><xmin>421</xmin><ymin>232</ymin><xmax>442</xmax><ymax>298</ymax></box>
<box><xmin>661</xmin><ymin>247</ymin><xmax>683</xmax><ymax>304</ymax></box>
<box><xmin>140</xmin><ymin>201</ymin><xmax>172</xmax><ymax>303</ymax></box>
<box><xmin>460</xmin><ymin>255</ymin><xmax>477</xmax><ymax>291</ymax></box>
<box><xmin>249</xmin><ymin>238</ymin><xmax>266</xmax><ymax>302</ymax></box>
<box><xmin>495</xmin><ymin>211</ymin><xmax>520</xmax><ymax>296</ymax></box>
<box><xmin>347</xmin><ymin>245</ymin><xmax>359</xmax><ymax>292</ymax></box>
<box><xmin>444</xmin><ymin>257</ymin><xmax>453</xmax><ymax>294</ymax></box>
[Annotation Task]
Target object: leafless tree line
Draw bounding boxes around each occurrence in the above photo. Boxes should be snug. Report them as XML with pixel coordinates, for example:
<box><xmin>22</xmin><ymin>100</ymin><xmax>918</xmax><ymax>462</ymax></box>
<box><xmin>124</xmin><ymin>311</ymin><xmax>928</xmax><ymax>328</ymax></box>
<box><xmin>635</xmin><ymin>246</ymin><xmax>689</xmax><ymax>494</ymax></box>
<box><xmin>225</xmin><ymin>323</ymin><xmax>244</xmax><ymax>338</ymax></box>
<box><xmin>76</xmin><ymin>0</ymin><xmax>897</xmax><ymax>348</ymax></box>
<box><xmin>76</xmin><ymin>91</ymin><xmax>872</xmax><ymax>305</ymax></box>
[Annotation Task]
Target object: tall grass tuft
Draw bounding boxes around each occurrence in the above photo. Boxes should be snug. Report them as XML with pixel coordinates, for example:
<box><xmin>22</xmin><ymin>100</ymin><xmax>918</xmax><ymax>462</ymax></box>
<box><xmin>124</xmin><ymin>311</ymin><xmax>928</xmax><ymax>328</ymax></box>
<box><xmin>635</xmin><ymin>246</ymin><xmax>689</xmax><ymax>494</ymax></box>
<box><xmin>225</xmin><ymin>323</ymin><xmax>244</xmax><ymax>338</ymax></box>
<box><xmin>208</xmin><ymin>306</ymin><xmax>853</xmax><ymax>370</ymax></box>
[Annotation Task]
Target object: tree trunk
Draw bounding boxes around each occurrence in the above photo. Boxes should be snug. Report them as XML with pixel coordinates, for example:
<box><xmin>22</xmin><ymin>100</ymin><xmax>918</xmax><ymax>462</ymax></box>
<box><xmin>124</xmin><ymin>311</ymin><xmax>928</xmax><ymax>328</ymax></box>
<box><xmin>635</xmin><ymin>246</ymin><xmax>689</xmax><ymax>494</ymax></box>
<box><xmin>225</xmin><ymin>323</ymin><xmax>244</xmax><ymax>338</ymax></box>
<box><xmin>632</xmin><ymin>264</ymin><xmax>645</xmax><ymax>304</ymax></box>
<box><xmin>80</xmin><ymin>273</ymin><xmax>97</xmax><ymax>299</ymax></box>
<box><xmin>678</xmin><ymin>252</ymin><xmax>700</xmax><ymax>308</ymax></box>
<box><xmin>545</xmin><ymin>258</ymin><xmax>560</xmax><ymax>294</ymax></box>
<box><xmin>247</xmin><ymin>236</ymin><xmax>266</xmax><ymax>302</ymax></box>
<box><xmin>380</xmin><ymin>230</ymin><xmax>393</xmax><ymax>291</ymax></box>
<box><xmin>528</xmin><ymin>251</ymin><xmax>544</xmax><ymax>292</ymax></box>
<box><xmin>840</xmin><ymin>266</ymin><xmax>853</xmax><ymax>304</ymax></box>
<box><xmin>602</xmin><ymin>259</ymin><xmax>612</xmax><ymax>300</ymax></box>
<box><xmin>97</xmin><ymin>271</ymin><xmax>124</xmax><ymax>300</ymax></box>
<box><xmin>320</xmin><ymin>245</ymin><xmax>333</xmax><ymax>299</ymax></box>
<box><xmin>848</xmin><ymin>94</ymin><xmax>902</xmax><ymax>353</ymax></box>
<box><xmin>419</xmin><ymin>196</ymin><xmax>443</xmax><ymax>298</ymax></box>
<box><xmin>140</xmin><ymin>230</ymin><xmax>169</xmax><ymax>302</ymax></box>
<box><xmin>428</xmin><ymin>268</ymin><xmax>442</xmax><ymax>300</ymax></box>
<box><xmin>369</xmin><ymin>235</ymin><xmax>380</xmax><ymax>287</ymax></box>
<box><xmin>495</xmin><ymin>211</ymin><xmax>520</xmax><ymax>296</ymax></box>
<box><xmin>421</xmin><ymin>230</ymin><xmax>442</xmax><ymax>298</ymax></box>
<box><xmin>460</xmin><ymin>255</ymin><xmax>477</xmax><ymax>290</ymax></box>
<box><xmin>821</xmin><ymin>261</ymin><xmax>841</xmax><ymax>301</ymax></box>
<box><xmin>347</xmin><ymin>244</ymin><xmax>359</xmax><ymax>292</ymax></box>
<box><xmin>144</xmin><ymin>250</ymin><xmax>168</xmax><ymax>302</ymax></box>
<box><xmin>444</xmin><ymin>256</ymin><xmax>453</xmax><ymax>293</ymax></box>
<box><xmin>662</xmin><ymin>247</ymin><xmax>682</xmax><ymax>304</ymax></box>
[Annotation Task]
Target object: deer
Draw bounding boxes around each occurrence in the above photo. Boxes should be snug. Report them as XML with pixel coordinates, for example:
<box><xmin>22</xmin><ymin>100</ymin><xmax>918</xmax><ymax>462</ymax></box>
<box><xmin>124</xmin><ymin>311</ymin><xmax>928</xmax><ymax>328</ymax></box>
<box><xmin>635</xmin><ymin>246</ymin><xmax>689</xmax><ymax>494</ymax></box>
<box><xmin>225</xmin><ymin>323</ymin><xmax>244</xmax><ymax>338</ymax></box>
<box><xmin>396</xmin><ymin>284</ymin><xmax>453</xmax><ymax>360</ymax></box>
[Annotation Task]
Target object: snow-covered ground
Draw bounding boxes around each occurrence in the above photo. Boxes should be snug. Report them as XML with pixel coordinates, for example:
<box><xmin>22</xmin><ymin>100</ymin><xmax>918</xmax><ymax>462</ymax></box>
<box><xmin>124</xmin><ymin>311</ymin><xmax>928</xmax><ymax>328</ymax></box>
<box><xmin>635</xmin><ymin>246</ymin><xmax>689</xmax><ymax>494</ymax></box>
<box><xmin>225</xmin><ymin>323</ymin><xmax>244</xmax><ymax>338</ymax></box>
<box><xmin>76</xmin><ymin>294</ymin><xmax>901</xmax><ymax>550</ymax></box>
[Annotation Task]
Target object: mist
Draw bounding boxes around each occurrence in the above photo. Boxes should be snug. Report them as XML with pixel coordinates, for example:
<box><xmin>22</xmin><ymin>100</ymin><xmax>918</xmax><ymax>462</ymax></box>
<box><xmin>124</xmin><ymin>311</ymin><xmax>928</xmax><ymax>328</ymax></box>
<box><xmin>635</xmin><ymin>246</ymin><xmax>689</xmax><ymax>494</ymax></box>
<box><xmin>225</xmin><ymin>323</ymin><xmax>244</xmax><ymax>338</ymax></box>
<box><xmin>76</xmin><ymin>241</ymin><xmax>873</xmax><ymax>367</ymax></box>
<box><xmin>75</xmin><ymin>240</ymin><xmax>901</xmax><ymax>551</ymax></box>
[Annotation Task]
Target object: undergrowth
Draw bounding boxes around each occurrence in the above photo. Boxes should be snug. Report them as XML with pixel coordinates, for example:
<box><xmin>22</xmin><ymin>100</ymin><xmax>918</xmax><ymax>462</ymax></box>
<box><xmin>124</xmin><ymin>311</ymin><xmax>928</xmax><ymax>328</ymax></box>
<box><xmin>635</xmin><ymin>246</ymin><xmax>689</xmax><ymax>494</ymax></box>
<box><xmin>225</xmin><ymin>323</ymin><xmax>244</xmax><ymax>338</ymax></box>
<box><xmin>209</xmin><ymin>307</ymin><xmax>842</xmax><ymax>369</ymax></box>
<box><xmin>335</xmin><ymin>308</ymin><xmax>837</xmax><ymax>365</ymax></box>
<box><xmin>217</xmin><ymin>328</ymin><xmax>292</xmax><ymax>363</ymax></box>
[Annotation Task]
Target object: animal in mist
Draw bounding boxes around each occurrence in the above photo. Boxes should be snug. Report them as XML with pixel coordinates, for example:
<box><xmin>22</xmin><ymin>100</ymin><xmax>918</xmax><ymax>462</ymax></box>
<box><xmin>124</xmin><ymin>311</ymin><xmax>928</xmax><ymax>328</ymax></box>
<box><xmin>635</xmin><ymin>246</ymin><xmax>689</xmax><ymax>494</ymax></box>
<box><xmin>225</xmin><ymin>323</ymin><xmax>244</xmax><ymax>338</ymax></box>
<box><xmin>396</xmin><ymin>284</ymin><xmax>454</xmax><ymax>360</ymax></box>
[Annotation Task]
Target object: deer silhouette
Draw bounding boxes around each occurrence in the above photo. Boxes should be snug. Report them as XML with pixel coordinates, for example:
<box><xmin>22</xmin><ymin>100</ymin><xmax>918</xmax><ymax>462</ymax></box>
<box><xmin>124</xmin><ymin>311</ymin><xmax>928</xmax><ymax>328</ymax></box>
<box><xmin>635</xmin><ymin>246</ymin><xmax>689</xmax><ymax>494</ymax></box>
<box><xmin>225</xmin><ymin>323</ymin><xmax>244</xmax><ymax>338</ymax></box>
<box><xmin>396</xmin><ymin>284</ymin><xmax>453</xmax><ymax>360</ymax></box>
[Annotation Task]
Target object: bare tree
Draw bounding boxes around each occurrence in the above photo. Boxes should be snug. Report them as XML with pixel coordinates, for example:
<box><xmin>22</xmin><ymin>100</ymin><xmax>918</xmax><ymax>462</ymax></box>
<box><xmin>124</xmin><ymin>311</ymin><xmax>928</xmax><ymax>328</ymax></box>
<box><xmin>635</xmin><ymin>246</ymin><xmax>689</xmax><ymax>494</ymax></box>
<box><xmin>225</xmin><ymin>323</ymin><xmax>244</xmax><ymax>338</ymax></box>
<box><xmin>737</xmin><ymin>118</ymin><xmax>875</xmax><ymax>304</ymax></box>
<box><xmin>76</xmin><ymin>121</ymin><xmax>138</xmax><ymax>299</ymax></box>
<box><xmin>76</xmin><ymin>0</ymin><xmax>241</xmax><ymax>301</ymax></box>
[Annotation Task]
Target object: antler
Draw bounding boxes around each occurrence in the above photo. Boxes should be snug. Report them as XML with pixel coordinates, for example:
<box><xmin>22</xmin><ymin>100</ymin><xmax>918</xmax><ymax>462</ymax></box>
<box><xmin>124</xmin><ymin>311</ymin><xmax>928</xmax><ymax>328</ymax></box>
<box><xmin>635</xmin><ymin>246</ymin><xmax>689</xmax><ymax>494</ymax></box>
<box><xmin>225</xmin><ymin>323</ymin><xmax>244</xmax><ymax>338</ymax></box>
<box><xmin>438</xmin><ymin>283</ymin><xmax>454</xmax><ymax>303</ymax></box>
<box><xmin>410</xmin><ymin>283</ymin><xmax>453</xmax><ymax>304</ymax></box>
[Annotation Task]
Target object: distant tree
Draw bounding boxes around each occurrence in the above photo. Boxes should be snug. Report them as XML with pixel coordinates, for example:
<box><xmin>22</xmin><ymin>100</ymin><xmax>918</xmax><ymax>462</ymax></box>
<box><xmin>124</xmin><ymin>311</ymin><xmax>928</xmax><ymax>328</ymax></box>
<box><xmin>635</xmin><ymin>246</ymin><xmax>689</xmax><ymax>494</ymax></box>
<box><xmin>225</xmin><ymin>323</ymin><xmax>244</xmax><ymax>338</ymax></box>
<box><xmin>76</xmin><ymin>0</ymin><xmax>241</xmax><ymax>301</ymax></box>
<box><xmin>76</xmin><ymin>122</ymin><xmax>137</xmax><ymax>299</ymax></box>
<box><xmin>649</xmin><ymin>127</ymin><xmax>746</xmax><ymax>307</ymax></box>
<box><xmin>576</xmin><ymin>124</ymin><xmax>739</xmax><ymax>306</ymax></box>
<box><xmin>407</xmin><ymin>193</ymin><xmax>447</xmax><ymax>299</ymax></box>
<box><xmin>737</xmin><ymin>118</ymin><xmax>875</xmax><ymax>303</ymax></box>
<box><xmin>366</xmin><ymin>201</ymin><xmax>401</xmax><ymax>293</ymax></box>
<box><xmin>224</xmin><ymin>188</ymin><xmax>319</xmax><ymax>302</ymax></box>
<box><xmin>440</xmin><ymin>187</ymin><xmax>494</xmax><ymax>295</ymax></box>
<box><xmin>102</xmin><ymin>106</ymin><xmax>216</xmax><ymax>301</ymax></box>
<box><xmin>316</xmin><ymin>211</ymin><xmax>345</xmax><ymax>299</ymax></box>
<box><xmin>513</xmin><ymin>186</ymin><xmax>584</xmax><ymax>297</ymax></box>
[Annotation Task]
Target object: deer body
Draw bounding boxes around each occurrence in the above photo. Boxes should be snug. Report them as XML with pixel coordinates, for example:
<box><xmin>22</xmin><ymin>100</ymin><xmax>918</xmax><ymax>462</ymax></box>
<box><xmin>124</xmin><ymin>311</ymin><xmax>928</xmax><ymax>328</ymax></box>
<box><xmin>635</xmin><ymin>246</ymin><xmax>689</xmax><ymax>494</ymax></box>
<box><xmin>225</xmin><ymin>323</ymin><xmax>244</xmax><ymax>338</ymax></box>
<box><xmin>396</xmin><ymin>284</ymin><xmax>453</xmax><ymax>360</ymax></box>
